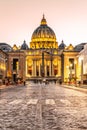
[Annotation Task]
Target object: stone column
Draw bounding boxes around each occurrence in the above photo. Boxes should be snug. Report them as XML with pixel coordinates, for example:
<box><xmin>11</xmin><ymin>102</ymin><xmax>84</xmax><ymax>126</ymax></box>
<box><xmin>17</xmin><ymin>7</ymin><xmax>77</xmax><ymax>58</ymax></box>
<box><xmin>35</xmin><ymin>60</ymin><xmax>36</xmax><ymax>76</ymax></box>
<box><xmin>57</xmin><ymin>60</ymin><xmax>59</xmax><ymax>76</ymax></box>
<box><xmin>45</xmin><ymin>60</ymin><xmax>47</xmax><ymax>77</ymax></box>
<box><xmin>23</xmin><ymin>56</ymin><xmax>26</xmax><ymax>80</ymax></box>
<box><xmin>39</xmin><ymin>61</ymin><xmax>41</xmax><ymax>76</ymax></box>
<box><xmin>52</xmin><ymin>60</ymin><xmax>54</xmax><ymax>76</ymax></box>
<box><xmin>32</xmin><ymin>60</ymin><xmax>34</xmax><ymax>76</ymax></box>
<box><xmin>25</xmin><ymin>59</ymin><xmax>27</xmax><ymax>77</ymax></box>
<box><xmin>49</xmin><ymin>60</ymin><xmax>51</xmax><ymax>76</ymax></box>
<box><xmin>52</xmin><ymin>63</ymin><xmax>54</xmax><ymax>76</ymax></box>
<box><xmin>50</xmin><ymin>58</ymin><xmax>53</xmax><ymax>76</ymax></box>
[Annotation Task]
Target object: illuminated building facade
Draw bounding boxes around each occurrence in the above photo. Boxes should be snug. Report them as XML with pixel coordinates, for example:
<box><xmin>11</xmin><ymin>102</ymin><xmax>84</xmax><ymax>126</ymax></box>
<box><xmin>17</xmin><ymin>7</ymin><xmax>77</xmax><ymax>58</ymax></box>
<box><xmin>0</xmin><ymin>16</ymin><xmax>87</xmax><ymax>83</ymax></box>
<box><xmin>0</xmin><ymin>49</ymin><xmax>7</xmax><ymax>79</ymax></box>
<box><xmin>26</xmin><ymin>15</ymin><xmax>61</xmax><ymax>81</ymax></box>
<box><xmin>77</xmin><ymin>43</ymin><xmax>87</xmax><ymax>83</ymax></box>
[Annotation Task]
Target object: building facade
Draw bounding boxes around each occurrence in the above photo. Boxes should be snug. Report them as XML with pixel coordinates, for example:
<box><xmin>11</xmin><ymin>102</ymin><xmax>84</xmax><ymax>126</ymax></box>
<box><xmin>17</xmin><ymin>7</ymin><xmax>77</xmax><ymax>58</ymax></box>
<box><xmin>0</xmin><ymin>15</ymin><xmax>86</xmax><ymax>83</ymax></box>
<box><xmin>77</xmin><ymin>44</ymin><xmax>87</xmax><ymax>83</ymax></box>
<box><xmin>0</xmin><ymin>49</ymin><xmax>8</xmax><ymax>79</ymax></box>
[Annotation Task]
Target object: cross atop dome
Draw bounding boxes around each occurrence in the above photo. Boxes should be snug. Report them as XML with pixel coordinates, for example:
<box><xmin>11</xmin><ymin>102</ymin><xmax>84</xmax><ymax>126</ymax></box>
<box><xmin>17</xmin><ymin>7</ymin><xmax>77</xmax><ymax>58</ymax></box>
<box><xmin>41</xmin><ymin>14</ymin><xmax>47</xmax><ymax>25</ymax></box>
<box><xmin>43</xmin><ymin>14</ymin><xmax>45</xmax><ymax>19</ymax></box>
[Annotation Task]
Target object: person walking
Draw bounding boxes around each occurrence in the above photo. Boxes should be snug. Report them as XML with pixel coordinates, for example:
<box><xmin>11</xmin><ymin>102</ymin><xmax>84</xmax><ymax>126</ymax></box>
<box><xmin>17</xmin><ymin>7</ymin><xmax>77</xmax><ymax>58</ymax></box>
<box><xmin>23</xmin><ymin>80</ymin><xmax>26</xmax><ymax>86</ymax></box>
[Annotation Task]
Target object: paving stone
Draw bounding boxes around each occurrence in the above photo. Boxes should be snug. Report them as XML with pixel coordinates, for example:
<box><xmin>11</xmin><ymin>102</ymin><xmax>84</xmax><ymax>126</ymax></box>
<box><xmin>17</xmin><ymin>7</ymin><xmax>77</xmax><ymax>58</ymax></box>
<box><xmin>0</xmin><ymin>83</ymin><xmax>87</xmax><ymax>130</ymax></box>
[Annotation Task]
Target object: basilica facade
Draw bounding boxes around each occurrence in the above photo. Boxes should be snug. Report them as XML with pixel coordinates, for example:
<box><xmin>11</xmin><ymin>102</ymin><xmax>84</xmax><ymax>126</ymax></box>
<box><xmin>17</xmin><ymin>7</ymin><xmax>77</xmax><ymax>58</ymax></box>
<box><xmin>0</xmin><ymin>15</ymin><xmax>86</xmax><ymax>83</ymax></box>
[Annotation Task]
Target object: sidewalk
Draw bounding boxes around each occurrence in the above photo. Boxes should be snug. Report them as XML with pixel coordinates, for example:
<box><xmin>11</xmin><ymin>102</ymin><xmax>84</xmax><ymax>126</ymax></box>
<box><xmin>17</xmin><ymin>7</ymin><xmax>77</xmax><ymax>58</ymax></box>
<box><xmin>0</xmin><ymin>84</ymin><xmax>24</xmax><ymax>91</ymax></box>
<box><xmin>62</xmin><ymin>84</ymin><xmax>87</xmax><ymax>93</ymax></box>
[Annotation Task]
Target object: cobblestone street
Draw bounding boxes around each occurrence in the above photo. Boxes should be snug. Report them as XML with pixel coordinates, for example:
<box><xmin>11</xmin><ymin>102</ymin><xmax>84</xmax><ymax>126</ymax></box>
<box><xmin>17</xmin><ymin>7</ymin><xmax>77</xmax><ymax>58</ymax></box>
<box><xmin>0</xmin><ymin>82</ymin><xmax>87</xmax><ymax>130</ymax></box>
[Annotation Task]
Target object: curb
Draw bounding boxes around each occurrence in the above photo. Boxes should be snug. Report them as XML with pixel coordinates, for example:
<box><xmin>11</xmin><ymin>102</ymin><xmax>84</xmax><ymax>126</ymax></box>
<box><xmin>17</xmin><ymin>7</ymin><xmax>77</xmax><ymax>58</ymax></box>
<box><xmin>62</xmin><ymin>85</ymin><xmax>87</xmax><ymax>94</ymax></box>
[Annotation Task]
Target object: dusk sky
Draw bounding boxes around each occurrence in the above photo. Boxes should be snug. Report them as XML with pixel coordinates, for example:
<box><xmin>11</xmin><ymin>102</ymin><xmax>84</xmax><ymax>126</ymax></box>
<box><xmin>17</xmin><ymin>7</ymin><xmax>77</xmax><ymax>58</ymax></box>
<box><xmin>0</xmin><ymin>0</ymin><xmax>87</xmax><ymax>47</ymax></box>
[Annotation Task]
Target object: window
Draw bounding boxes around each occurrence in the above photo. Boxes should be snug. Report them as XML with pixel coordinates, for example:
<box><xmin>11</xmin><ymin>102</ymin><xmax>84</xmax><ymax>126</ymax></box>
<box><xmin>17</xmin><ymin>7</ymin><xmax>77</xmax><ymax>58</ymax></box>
<box><xmin>69</xmin><ymin>58</ymin><xmax>74</xmax><ymax>69</ymax></box>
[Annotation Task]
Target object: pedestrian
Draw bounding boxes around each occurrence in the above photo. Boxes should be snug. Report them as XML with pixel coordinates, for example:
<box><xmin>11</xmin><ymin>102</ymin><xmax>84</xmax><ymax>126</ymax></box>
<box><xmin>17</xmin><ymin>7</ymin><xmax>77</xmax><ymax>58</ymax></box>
<box><xmin>78</xmin><ymin>81</ymin><xmax>81</xmax><ymax>86</ymax></box>
<box><xmin>23</xmin><ymin>80</ymin><xmax>26</xmax><ymax>86</ymax></box>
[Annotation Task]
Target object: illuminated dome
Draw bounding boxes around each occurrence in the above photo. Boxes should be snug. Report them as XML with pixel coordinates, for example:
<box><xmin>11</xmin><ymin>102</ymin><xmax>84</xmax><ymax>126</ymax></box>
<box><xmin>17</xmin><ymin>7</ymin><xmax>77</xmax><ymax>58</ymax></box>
<box><xmin>30</xmin><ymin>15</ymin><xmax>58</xmax><ymax>49</ymax></box>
